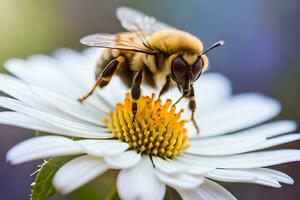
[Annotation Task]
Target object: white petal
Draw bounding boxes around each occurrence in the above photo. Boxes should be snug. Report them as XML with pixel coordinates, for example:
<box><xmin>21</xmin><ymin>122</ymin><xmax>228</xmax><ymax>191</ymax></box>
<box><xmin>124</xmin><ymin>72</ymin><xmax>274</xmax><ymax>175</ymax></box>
<box><xmin>53</xmin><ymin>155</ymin><xmax>108</xmax><ymax>194</ymax></box>
<box><xmin>0</xmin><ymin>74</ymin><xmax>64</xmax><ymax>114</ymax></box>
<box><xmin>0</xmin><ymin>112</ymin><xmax>70</xmax><ymax>135</ymax></box>
<box><xmin>105</xmin><ymin>150</ymin><xmax>141</xmax><ymax>169</ymax></box>
<box><xmin>194</xmin><ymin>73</ymin><xmax>232</xmax><ymax>113</ymax></box>
<box><xmin>4</xmin><ymin>57</ymin><xmax>81</xmax><ymax>96</ymax></box>
<box><xmin>53</xmin><ymin>48</ymin><xmax>115</xmax><ymax>109</ymax></box>
<box><xmin>192</xmin><ymin>94</ymin><xmax>281</xmax><ymax>138</ymax></box>
<box><xmin>177</xmin><ymin>179</ymin><xmax>237</xmax><ymax>200</ymax></box>
<box><xmin>152</xmin><ymin>156</ymin><xmax>185</xmax><ymax>175</ymax></box>
<box><xmin>172</xmin><ymin>159</ymin><xmax>215</xmax><ymax>175</ymax></box>
<box><xmin>0</xmin><ymin>74</ymin><xmax>109</xmax><ymax>134</ymax></box>
<box><xmin>0</xmin><ymin>74</ymin><xmax>42</xmax><ymax>106</ymax></box>
<box><xmin>0</xmin><ymin>111</ymin><xmax>110</xmax><ymax>138</ymax></box>
<box><xmin>159</xmin><ymin>73</ymin><xmax>232</xmax><ymax>120</ymax></box>
<box><xmin>77</xmin><ymin>139</ymin><xmax>129</xmax><ymax>156</ymax></box>
<box><xmin>207</xmin><ymin>169</ymin><xmax>281</xmax><ymax>188</ymax></box>
<box><xmin>95</xmin><ymin>76</ymin><xmax>128</xmax><ymax>106</ymax></box>
<box><xmin>188</xmin><ymin>135</ymin><xmax>265</xmax><ymax>156</ymax></box>
<box><xmin>196</xmin><ymin>133</ymin><xmax>299</xmax><ymax>158</ymax></box>
<box><xmin>0</xmin><ymin>97</ymin><xmax>112</xmax><ymax>138</ymax></box>
<box><xmin>31</xmin><ymin>86</ymin><xmax>107</xmax><ymax>125</ymax></box>
<box><xmin>54</xmin><ymin>48</ymin><xmax>127</xmax><ymax>109</ymax></box>
<box><xmin>188</xmin><ymin>121</ymin><xmax>299</xmax><ymax>155</ymax></box>
<box><xmin>229</xmin><ymin>120</ymin><xmax>297</xmax><ymax>138</ymax></box>
<box><xmin>6</xmin><ymin>136</ymin><xmax>84</xmax><ymax>164</ymax></box>
<box><xmin>81</xmin><ymin>47</ymin><xmax>103</xmax><ymax>61</ymax></box>
<box><xmin>117</xmin><ymin>156</ymin><xmax>165</xmax><ymax>200</ymax></box>
<box><xmin>245</xmin><ymin>168</ymin><xmax>294</xmax><ymax>185</ymax></box>
<box><xmin>246</xmin><ymin>134</ymin><xmax>300</xmax><ymax>152</ymax></box>
<box><xmin>155</xmin><ymin>170</ymin><xmax>203</xmax><ymax>189</ymax></box>
<box><xmin>178</xmin><ymin>150</ymin><xmax>300</xmax><ymax>168</ymax></box>
<box><xmin>53</xmin><ymin>48</ymin><xmax>96</xmax><ymax>89</ymax></box>
<box><xmin>190</xmin><ymin>120</ymin><xmax>297</xmax><ymax>146</ymax></box>
<box><xmin>4</xmin><ymin>57</ymin><xmax>110</xmax><ymax>112</ymax></box>
<box><xmin>0</xmin><ymin>73</ymin><xmax>104</xmax><ymax>125</ymax></box>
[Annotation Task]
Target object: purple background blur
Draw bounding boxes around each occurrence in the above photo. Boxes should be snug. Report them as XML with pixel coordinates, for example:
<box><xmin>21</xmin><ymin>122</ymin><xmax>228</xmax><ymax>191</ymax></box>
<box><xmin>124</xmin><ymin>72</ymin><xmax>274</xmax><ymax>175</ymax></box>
<box><xmin>0</xmin><ymin>0</ymin><xmax>299</xmax><ymax>199</ymax></box>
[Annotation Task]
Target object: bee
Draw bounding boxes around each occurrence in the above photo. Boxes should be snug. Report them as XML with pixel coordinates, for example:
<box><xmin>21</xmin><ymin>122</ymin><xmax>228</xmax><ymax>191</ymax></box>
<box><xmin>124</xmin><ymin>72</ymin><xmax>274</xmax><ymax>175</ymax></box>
<box><xmin>78</xmin><ymin>7</ymin><xmax>224</xmax><ymax>133</ymax></box>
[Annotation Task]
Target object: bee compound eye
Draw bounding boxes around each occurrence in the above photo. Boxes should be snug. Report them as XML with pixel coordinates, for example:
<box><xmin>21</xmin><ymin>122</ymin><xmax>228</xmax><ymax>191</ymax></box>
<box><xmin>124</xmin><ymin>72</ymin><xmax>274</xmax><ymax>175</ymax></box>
<box><xmin>192</xmin><ymin>57</ymin><xmax>203</xmax><ymax>81</ymax></box>
<box><xmin>171</xmin><ymin>56</ymin><xmax>188</xmax><ymax>81</ymax></box>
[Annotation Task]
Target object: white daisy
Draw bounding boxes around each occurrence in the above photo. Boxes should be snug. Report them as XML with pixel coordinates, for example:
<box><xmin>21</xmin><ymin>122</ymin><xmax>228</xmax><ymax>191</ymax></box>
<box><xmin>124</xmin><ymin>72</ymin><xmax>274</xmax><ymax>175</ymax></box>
<box><xmin>1</xmin><ymin>48</ymin><xmax>300</xmax><ymax>200</ymax></box>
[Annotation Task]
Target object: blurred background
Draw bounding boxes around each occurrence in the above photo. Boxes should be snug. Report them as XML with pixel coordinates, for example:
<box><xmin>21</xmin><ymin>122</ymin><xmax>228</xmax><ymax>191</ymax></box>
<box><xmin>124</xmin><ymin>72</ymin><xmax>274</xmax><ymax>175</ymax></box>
<box><xmin>0</xmin><ymin>0</ymin><xmax>299</xmax><ymax>199</ymax></box>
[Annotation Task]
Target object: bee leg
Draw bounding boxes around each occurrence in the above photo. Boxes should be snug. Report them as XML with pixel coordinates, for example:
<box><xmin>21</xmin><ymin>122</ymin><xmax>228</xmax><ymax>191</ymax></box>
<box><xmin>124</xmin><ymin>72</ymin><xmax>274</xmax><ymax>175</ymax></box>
<box><xmin>131</xmin><ymin>70</ymin><xmax>144</xmax><ymax>118</ymax></box>
<box><xmin>188</xmin><ymin>87</ymin><xmax>200</xmax><ymax>134</ymax></box>
<box><xmin>78</xmin><ymin>56</ymin><xmax>125</xmax><ymax>103</ymax></box>
<box><xmin>158</xmin><ymin>75</ymin><xmax>171</xmax><ymax>97</ymax></box>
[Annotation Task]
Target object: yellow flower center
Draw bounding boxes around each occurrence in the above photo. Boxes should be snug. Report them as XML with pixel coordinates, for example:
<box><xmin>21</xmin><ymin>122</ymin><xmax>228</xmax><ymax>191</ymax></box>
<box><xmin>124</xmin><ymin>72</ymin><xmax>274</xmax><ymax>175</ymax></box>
<box><xmin>104</xmin><ymin>93</ymin><xmax>190</xmax><ymax>158</ymax></box>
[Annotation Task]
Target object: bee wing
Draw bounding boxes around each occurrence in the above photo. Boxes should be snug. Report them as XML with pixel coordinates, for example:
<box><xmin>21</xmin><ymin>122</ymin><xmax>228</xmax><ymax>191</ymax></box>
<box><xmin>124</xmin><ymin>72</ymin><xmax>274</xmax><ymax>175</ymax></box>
<box><xmin>116</xmin><ymin>7</ymin><xmax>173</xmax><ymax>33</ymax></box>
<box><xmin>80</xmin><ymin>33</ymin><xmax>156</xmax><ymax>54</ymax></box>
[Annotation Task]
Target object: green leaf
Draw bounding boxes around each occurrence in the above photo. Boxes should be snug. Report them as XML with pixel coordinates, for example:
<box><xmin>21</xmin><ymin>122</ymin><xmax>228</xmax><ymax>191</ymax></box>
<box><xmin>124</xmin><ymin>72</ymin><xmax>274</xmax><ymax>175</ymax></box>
<box><xmin>30</xmin><ymin>156</ymin><xmax>77</xmax><ymax>200</ymax></box>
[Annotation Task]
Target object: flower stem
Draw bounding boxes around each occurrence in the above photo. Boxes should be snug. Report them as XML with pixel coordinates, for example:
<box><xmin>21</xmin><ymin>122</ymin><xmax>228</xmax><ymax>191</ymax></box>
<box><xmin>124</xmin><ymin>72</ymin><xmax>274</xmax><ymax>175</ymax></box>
<box><xmin>165</xmin><ymin>187</ymin><xmax>174</xmax><ymax>200</ymax></box>
<box><xmin>105</xmin><ymin>185</ymin><xmax>121</xmax><ymax>200</ymax></box>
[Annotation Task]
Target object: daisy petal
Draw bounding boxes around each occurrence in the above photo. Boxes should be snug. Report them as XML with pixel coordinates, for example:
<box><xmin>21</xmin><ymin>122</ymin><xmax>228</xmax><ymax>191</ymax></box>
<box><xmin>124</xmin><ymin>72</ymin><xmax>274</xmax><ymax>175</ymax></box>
<box><xmin>53</xmin><ymin>48</ymin><xmax>114</xmax><ymax>109</ymax></box>
<box><xmin>177</xmin><ymin>179</ymin><xmax>237</xmax><ymax>200</ymax></box>
<box><xmin>246</xmin><ymin>134</ymin><xmax>300</xmax><ymax>152</ymax></box>
<box><xmin>193</xmin><ymin>94</ymin><xmax>281</xmax><ymax>138</ymax></box>
<box><xmin>104</xmin><ymin>150</ymin><xmax>141</xmax><ymax>169</ymax></box>
<box><xmin>81</xmin><ymin>47</ymin><xmax>102</xmax><ymax>61</ymax></box>
<box><xmin>245</xmin><ymin>168</ymin><xmax>294</xmax><ymax>185</ymax></box>
<box><xmin>4</xmin><ymin>57</ymin><xmax>110</xmax><ymax>112</ymax></box>
<box><xmin>95</xmin><ymin>76</ymin><xmax>128</xmax><ymax>106</ymax></box>
<box><xmin>0</xmin><ymin>74</ymin><xmax>103</xmax><ymax>125</ymax></box>
<box><xmin>152</xmin><ymin>156</ymin><xmax>185</xmax><ymax>175</ymax></box>
<box><xmin>6</xmin><ymin>136</ymin><xmax>84</xmax><ymax>164</ymax></box>
<box><xmin>53</xmin><ymin>48</ymin><xmax>96</xmax><ymax>88</ymax></box>
<box><xmin>229</xmin><ymin>120</ymin><xmax>297</xmax><ymax>138</ymax></box>
<box><xmin>155</xmin><ymin>170</ymin><xmax>203</xmax><ymax>189</ymax></box>
<box><xmin>77</xmin><ymin>139</ymin><xmax>129</xmax><ymax>157</ymax></box>
<box><xmin>188</xmin><ymin>121</ymin><xmax>299</xmax><ymax>155</ymax></box>
<box><xmin>4</xmin><ymin>57</ymin><xmax>81</xmax><ymax>96</ymax></box>
<box><xmin>117</xmin><ymin>156</ymin><xmax>166</xmax><ymax>200</ymax></box>
<box><xmin>207</xmin><ymin>169</ymin><xmax>281</xmax><ymax>188</ymax></box>
<box><xmin>0</xmin><ymin>112</ymin><xmax>70</xmax><ymax>134</ymax></box>
<box><xmin>188</xmin><ymin>134</ymin><xmax>300</xmax><ymax>157</ymax></box>
<box><xmin>54</xmin><ymin>48</ymin><xmax>128</xmax><ymax>109</ymax></box>
<box><xmin>31</xmin><ymin>86</ymin><xmax>107</xmax><ymax>125</ymax></box>
<box><xmin>163</xmin><ymin>73</ymin><xmax>232</xmax><ymax>120</ymax></box>
<box><xmin>0</xmin><ymin>74</ymin><xmax>41</xmax><ymax>106</ymax></box>
<box><xmin>188</xmin><ymin>135</ymin><xmax>265</xmax><ymax>156</ymax></box>
<box><xmin>0</xmin><ymin>97</ymin><xmax>111</xmax><ymax>138</ymax></box>
<box><xmin>53</xmin><ymin>155</ymin><xmax>108</xmax><ymax>194</ymax></box>
<box><xmin>172</xmin><ymin>159</ymin><xmax>215</xmax><ymax>175</ymax></box>
<box><xmin>194</xmin><ymin>73</ymin><xmax>232</xmax><ymax>113</ymax></box>
<box><xmin>190</xmin><ymin>120</ymin><xmax>297</xmax><ymax>146</ymax></box>
<box><xmin>179</xmin><ymin>150</ymin><xmax>300</xmax><ymax>168</ymax></box>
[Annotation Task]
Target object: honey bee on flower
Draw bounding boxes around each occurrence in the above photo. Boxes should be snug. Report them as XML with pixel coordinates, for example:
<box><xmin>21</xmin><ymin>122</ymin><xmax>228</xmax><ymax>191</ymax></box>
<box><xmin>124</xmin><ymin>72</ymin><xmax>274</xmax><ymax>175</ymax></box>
<box><xmin>0</xmin><ymin>45</ymin><xmax>300</xmax><ymax>199</ymax></box>
<box><xmin>78</xmin><ymin>7</ymin><xmax>224</xmax><ymax>133</ymax></box>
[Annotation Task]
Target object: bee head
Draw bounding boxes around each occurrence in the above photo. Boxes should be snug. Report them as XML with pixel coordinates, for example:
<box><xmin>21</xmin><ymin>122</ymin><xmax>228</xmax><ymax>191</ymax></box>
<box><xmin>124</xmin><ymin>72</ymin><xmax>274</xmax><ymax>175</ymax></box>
<box><xmin>170</xmin><ymin>40</ymin><xmax>224</xmax><ymax>97</ymax></box>
<box><xmin>171</xmin><ymin>54</ymin><xmax>205</xmax><ymax>96</ymax></box>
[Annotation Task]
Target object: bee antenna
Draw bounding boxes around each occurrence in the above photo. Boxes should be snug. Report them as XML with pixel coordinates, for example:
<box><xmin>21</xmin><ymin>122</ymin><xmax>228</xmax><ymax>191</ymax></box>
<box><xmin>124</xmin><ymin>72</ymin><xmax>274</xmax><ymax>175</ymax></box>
<box><xmin>201</xmin><ymin>40</ymin><xmax>225</xmax><ymax>56</ymax></box>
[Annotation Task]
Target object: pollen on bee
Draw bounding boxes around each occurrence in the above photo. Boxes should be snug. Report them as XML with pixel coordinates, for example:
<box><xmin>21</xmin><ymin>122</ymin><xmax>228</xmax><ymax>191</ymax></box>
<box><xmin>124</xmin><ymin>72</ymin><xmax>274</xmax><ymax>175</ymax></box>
<box><xmin>104</xmin><ymin>92</ymin><xmax>190</xmax><ymax>158</ymax></box>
